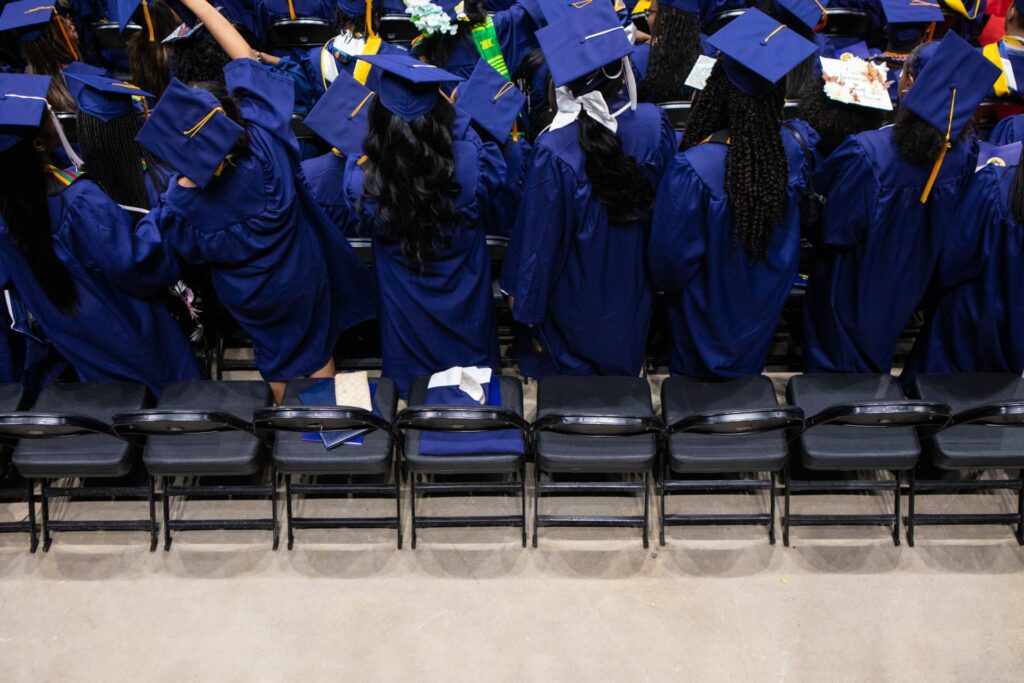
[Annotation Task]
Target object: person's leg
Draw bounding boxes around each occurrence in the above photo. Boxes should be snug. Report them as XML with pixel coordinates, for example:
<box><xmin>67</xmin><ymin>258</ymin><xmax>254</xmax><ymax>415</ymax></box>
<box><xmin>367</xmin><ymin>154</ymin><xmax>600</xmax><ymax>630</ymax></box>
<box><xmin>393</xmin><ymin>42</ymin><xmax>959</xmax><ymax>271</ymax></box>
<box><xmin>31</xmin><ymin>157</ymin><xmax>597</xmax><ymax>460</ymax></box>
<box><xmin>311</xmin><ymin>357</ymin><xmax>336</xmax><ymax>378</ymax></box>
<box><xmin>270</xmin><ymin>381</ymin><xmax>286</xmax><ymax>406</ymax></box>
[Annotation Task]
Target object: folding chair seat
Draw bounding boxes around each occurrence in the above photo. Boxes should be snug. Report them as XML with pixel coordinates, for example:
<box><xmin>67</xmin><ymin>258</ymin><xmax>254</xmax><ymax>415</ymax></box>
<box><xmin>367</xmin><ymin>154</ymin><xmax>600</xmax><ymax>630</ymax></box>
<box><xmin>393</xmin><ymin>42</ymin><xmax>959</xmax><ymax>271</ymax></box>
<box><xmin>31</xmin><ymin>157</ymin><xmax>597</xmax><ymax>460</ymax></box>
<box><xmin>265</xmin><ymin>18</ymin><xmax>335</xmax><ymax>50</ymax></box>
<box><xmin>5</xmin><ymin>382</ymin><xmax>156</xmax><ymax>551</ymax></box>
<box><xmin>113</xmin><ymin>380</ymin><xmax>274</xmax><ymax>550</ymax></box>
<box><xmin>820</xmin><ymin>8</ymin><xmax>873</xmax><ymax>39</ymax></box>
<box><xmin>533</xmin><ymin>376</ymin><xmax>661</xmax><ymax>548</ymax></box>
<box><xmin>256</xmin><ymin>377</ymin><xmax>399</xmax><ymax>549</ymax></box>
<box><xmin>908</xmin><ymin>373</ymin><xmax>1024</xmax><ymax>545</ymax></box>
<box><xmin>784</xmin><ymin>374</ymin><xmax>950</xmax><ymax>546</ymax></box>
<box><xmin>379</xmin><ymin>15</ymin><xmax>420</xmax><ymax>44</ymax></box>
<box><xmin>660</xmin><ymin>376</ymin><xmax>803</xmax><ymax>545</ymax></box>
<box><xmin>0</xmin><ymin>383</ymin><xmax>34</xmax><ymax>549</ymax></box>
<box><xmin>397</xmin><ymin>376</ymin><xmax>528</xmax><ymax>548</ymax></box>
<box><xmin>91</xmin><ymin>21</ymin><xmax>141</xmax><ymax>50</ymax></box>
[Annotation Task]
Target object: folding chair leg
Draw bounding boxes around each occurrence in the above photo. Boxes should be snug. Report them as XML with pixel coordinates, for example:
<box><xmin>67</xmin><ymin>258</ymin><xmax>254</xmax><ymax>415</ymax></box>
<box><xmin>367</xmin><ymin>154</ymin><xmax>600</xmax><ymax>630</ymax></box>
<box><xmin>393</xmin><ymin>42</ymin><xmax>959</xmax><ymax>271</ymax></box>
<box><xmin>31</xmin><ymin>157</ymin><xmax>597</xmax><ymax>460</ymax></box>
<box><xmin>285</xmin><ymin>474</ymin><xmax>295</xmax><ymax>551</ymax></box>
<box><xmin>26</xmin><ymin>479</ymin><xmax>38</xmax><ymax>554</ymax></box>
<box><xmin>907</xmin><ymin>468</ymin><xmax>916</xmax><ymax>548</ymax></box>
<box><xmin>395</xmin><ymin>465</ymin><xmax>403</xmax><ymax>550</ymax></box>
<box><xmin>1017</xmin><ymin>469</ymin><xmax>1024</xmax><ymax>547</ymax></box>
<box><xmin>892</xmin><ymin>471</ymin><xmax>901</xmax><ymax>547</ymax></box>
<box><xmin>768</xmin><ymin>471</ymin><xmax>777</xmax><ymax>545</ymax></box>
<box><xmin>658</xmin><ymin>461</ymin><xmax>666</xmax><ymax>547</ymax></box>
<box><xmin>162</xmin><ymin>476</ymin><xmax>173</xmax><ymax>551</ymax></box>
<box><xmin>40</xmin><ymin>479</ymin><xmax>52</xmax><ymax>552</ymax></box>
<box><xmin>532</xmin><ymin>463</ymin><xmax>540</xmax><ymax>549</ymax></box>
<box><xmin>783</xmin><ymin>462</ymin><xmax>791</xmax><ymax>547</ymax></box>
<box><xmin>642</xmin><ymin>471</ymin><xmax>650</xmax><ymax>549</ymax></box>
<box><xmin>409</xmin><ymin>474</ymin><xmax>417</xmax><ymax>550</ymax></box>
<box><xmin>520</xmin><ymin>462</ymin><xmax>527</xmax><ymax>548</ymax></box>
<box><xmin>271</xmin><ymin>468</ymin><xmax>280</xmax><ymax>551</ymax></box>
<box><xmin>148</xmin><ymin>477</ymin><xmax>158</xmax><ymax>552</ymax></box>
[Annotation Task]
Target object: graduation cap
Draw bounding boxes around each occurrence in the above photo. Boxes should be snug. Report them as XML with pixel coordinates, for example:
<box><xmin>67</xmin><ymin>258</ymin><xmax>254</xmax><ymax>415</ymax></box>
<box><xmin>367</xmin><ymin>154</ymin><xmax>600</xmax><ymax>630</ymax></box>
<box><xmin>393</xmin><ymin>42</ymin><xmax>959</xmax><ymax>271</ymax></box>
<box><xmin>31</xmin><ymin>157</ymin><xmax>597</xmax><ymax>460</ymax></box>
<box><xmin>64</xmin><ymin>72</ymin><xmax>153</xmax><ymax>122</ymax></box>
<box><xmin>705</xmin><ymin>8</ymin><xmax>817</xmax><ymax>97</ymax></box>
<box><xmin>116</xmin><ymin>0</ymin><xmax>159</xmax><ymax>41</ymax></box>
<box><xmin>63</xmin><ymin>61</ymin><xmax>113</xmax><ymax>78</ymax></box>
<box><xmin>0</xmin><ymin>1</ymin><xmax>80</xmax><ymax>60</ymax></box>
<box><xmin>356</xmin><ymin>54</ymin><xmax>460</xmax><ymax>121</ymax></box>
<box><xmin>538</xmin><ymin>0</ymin><xmax>607</xmax><ymax>24</ymax></box>
<box><xmin>432</xmin><ymin>0</ymin><xmax>469</xmax><ymax>20</ymax></box>
<box><xmin>135</xmin><ymin>78</ymin><xmax>243</xmax><ymax>188</ymax></box>
<box><xmin>940</xmin><ymin>0</ymin><xmax>985</xmax><ymax>20</ymax></box>
<box><xmin>0</xmin><ymin>73</ymin><xmax>50</xmax><ymax>152</ymax></box>
<box><xmin>455</xmin><ymin>60</ymin><xmax>525</xmax><ymax>141</ymax></box>
<box><xmin>881</xmin><ymin>0</ymin><xmax>944</xmax><ymax>45</ymax></box>
<box><xmin>657</xmin><ymin>0</ymin><xmax>701</xmax><ymax>14</ymax></box>
<box><xmin>775</xmin><ymin>0</ymin><xmax>829</xmax><ymax>33</ymax></box>
<box><xmin>901</xmin><ymin>31</ymin><xmax>1001</xmax><ymax>202</ymax></box>
<box><xmin>536</xmin><ymin>0</ymin><xmax>633</xmax><ymax>88</ymax></box>
<box><xmin>303</xmin><ymin>71</ymin><xmax>374</xmax><ymax>157</ymax></box>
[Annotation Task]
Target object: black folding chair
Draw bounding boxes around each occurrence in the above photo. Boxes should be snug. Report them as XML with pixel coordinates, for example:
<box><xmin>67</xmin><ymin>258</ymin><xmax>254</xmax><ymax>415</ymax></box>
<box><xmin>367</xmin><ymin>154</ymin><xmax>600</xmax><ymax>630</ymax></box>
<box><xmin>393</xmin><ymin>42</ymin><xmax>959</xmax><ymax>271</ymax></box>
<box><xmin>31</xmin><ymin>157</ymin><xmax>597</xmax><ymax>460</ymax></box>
<box><xmin>395</xmin><ymin>376</ymin><xmax>529</xmax><ymax>548</ymax></box>
<box><xmin>254</xmin><ymin>377</ymin><xmax>400</xmax><ymax>549</ymax></box>
<box><xmin>786</xmin><ymin>374</ymin><xmax>950</xmax><ymax>546</ymax></box>
<box><xmin>265</xmin><ymin>18</ymin><xmax>336</xmax><ymax>49</ymax></box>
<box><xmin>379</xmin><ymin>15</ymin><xmax>419</xmax><ymax>44</ymax></box>
<box><xmin>656</xmin><ymin>101</ymin><xmax>690</xmax><ymax>132</ymax></box>
<box><xmin>533</xmin><ymin>376</ymin><xmax>661</xmax><ymax>548</ymax></box>
<box><xmin>91</xmin><ymin>21</ymin><xmax>142</xmax><ymax>50</ymax></box>
<box><xmin>0</xmin><ymin>384</ymin><xmax>33</xmax><ymax>549</ymax></box>
<box><xmin>112</xmin><ymin>381</ymin><xmax>275</xmax><ymax>550</ymax></box>
<box><xmin>908</xmin><ymin>373</ymin><xmax>1024</xmax><ymax>545</ymax></box>
<box><xmin>820</xmin><ymin>8</ymin><xmax>873</xmax><ymax>39</ymax></box>
<box><xmin>704</xmin><ymin>8</ymin><xmax>745</xmax><ymax>34</ymax></box>
<box><xmin>6</xmin><ymin>382</ymin><xmax>156</xmax><ymax>551</ymax></box>
<box><xmin>662</xmin><ymin>375</ymin><xmax>804</xmax><ymax>545</ymax></box>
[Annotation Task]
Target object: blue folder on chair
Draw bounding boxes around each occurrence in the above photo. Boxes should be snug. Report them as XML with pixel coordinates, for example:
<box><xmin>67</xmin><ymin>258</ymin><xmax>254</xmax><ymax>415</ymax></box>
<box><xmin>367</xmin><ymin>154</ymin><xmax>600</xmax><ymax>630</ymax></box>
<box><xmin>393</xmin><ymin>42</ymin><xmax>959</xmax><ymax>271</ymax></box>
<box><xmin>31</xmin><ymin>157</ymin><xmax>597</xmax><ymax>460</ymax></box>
<box><xmin>419</xmin><ymin>375</ymin><xmax>525</xmax><ymax>456</ymax></box>
<box><xmin>298</xmin><ymin>379</ymin><xmax>378</xmax><ymax>449</ymax></box>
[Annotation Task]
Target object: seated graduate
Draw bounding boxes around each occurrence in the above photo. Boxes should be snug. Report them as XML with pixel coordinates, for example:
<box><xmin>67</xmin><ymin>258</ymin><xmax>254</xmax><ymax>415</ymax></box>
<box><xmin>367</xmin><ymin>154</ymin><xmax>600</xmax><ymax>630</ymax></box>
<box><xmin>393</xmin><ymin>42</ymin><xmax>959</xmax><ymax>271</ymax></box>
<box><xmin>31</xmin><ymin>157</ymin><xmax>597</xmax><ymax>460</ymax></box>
<box><xmin>636</xmin><ymin>0</ymin><xmax>704</xmax><ymax>103</ymax></box>
<box><xmin>0</xmin><ymin>73</ymin><xmax>202</xmax><ymax>394</ymax></box>
<box><xmin>136</xmin><ymin>0</ymin><xmax>376</xmax><ymax>404</ymax></box>
<box><xmin>120</xmin><ymin>0</ymin><xmax>183</xmax><ymax>97</ymax></box>
<box><xmin>878</xmin><ymin>0</ymin><xmax>944</xmax><ymax>106</ymax></box>
<box><xmin>795</xmin><ymin>54</ymin><xmax>887</xmax><ymax>158</ymax></box>
<box><xmin>335</xmin><ymin>53</ymin><xmax>505</xmax><ymax>398</ymax></box>
<box><xmin>902</xmin><ymin>143</ymin><xmax>1024</xmax><ymax>380</ymax></box>
<box><xmin>803</xmin><ymin>34</ymin><xmax>1000</xmax><ymax>373</ymax></box>
<box><xmin>454</xmin><ymin>60</ymin><xmax>530</xmax><ymax>238</ymax></box>
<box><xmin>501</xmin><ymin>0</ymin><xmax>674</xmax><ymax>379</ymax></box>
<box><xmin>0</xmin><ymin>1</ymin><xmax>83</xmax><ymax>112</ymax></box>
<box><xmin>64</xmin><ymin>70</ymin><xmax>170</xmax><ymax>209</ymax></box>
<box><xmin>759</xmin><ymin>0</ymin><xmax>834</xmax><ymax>98</ymax></box>
<box><xmin>648</xmin><ymin>9</ymin><xmax>818</xmax><ymax>379</ymax></box>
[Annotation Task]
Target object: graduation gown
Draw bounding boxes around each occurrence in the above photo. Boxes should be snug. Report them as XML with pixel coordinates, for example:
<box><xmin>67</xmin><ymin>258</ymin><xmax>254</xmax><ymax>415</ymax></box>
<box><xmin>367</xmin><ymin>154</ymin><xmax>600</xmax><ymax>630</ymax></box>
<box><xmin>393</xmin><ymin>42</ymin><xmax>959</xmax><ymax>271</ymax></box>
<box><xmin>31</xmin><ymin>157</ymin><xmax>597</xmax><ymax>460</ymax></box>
<box><xmin>903</xmin><ymin>162</ymin><xmax>1024</xmax><ymax>379</ymax></box>
<box><xmin>989</xmin><ymin>114</ymin><xmax>1024</xmax><ymax>146</ymax></box>
<box><xmin>0</xmin><ymin>175</ymin><xmax>201</xmax><ymax>394</ymax></box>
<box><xmin>301</xmin><ymin>150</ymin><xmax>365</xmax><ymax>237</ymax></box>
<box><xmin>144</xmin><ymin>60</ymin><xmax>377</xmax><ymax>381</ymax></box>
<box><xmin>803</xmin><ymin>126</ymin><xmax>977</xmax><ymax>373</ymax></box>
<box><xmin>342</xmin><ymin>110</ymin><xmax>506</xmax><ymax>398</ymax></box>
<box><xmin>479</xmin><ymin>136</ymin><xmax>532</xmax><ymax>238</ymax></box>
<box><xmin>502</xmin><ymin>102</ymin><xmax>675</xmax><ymax>379</ymax></box>
<box><xmin>649</xmin><ymin>120</ymin><xmax>819</xmax><ymax>379</ymax></box>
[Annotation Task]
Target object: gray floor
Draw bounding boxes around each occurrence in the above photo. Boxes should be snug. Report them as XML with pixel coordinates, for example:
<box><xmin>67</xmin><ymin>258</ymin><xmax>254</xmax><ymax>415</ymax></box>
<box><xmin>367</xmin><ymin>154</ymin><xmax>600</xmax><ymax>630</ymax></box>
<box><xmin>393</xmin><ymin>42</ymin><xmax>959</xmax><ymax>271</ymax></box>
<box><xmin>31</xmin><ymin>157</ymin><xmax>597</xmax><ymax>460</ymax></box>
<box><xmin>0</xmin><ymin>374</ymin><xmax>1022</xmax><ymax>681</ymax></box>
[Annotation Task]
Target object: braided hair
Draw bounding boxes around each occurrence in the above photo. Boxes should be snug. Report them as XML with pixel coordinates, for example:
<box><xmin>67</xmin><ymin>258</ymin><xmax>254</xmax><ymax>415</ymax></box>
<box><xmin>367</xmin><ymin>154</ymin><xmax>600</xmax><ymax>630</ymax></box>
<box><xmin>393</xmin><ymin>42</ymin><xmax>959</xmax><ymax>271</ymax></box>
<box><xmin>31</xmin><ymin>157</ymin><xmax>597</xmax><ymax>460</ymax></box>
<box><xmin>78</xmin><ymin>111</ymin><xmax>162</xmax><ymax>209</ymax></box>
<box><xmin>682</xmin><ymin>61</ymin><xmax>788</xmax><ymax>262</ymax></box>
<box><xmin>637</xmin><ymin>4</ymin><xmax>701</xmax><ymax>103</ymax></box>
<box><xmin>362</xmin><ymin>97</ymin><xmax>462</xmax><ymax>270</ymax></box>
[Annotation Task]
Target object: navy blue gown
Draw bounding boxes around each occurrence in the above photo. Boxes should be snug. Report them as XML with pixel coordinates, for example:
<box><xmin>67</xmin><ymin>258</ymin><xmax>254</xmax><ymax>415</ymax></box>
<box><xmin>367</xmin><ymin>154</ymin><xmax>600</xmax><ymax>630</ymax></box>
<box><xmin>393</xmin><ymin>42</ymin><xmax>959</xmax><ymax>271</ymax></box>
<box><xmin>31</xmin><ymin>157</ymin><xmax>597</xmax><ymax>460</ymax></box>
<box><xmin>501</xmin><ymin>102</ymin><xmax>675</xmax><ymax>378</ymax></box>
<box><xmin>143</xmin><ymin>60</ymin><xmax>377</xmax><ymax>382</ymax></box>
<box><xmin>649</xmin><ymin>120</ymin><xmax>819</xmax><ymax>379</ymax></box>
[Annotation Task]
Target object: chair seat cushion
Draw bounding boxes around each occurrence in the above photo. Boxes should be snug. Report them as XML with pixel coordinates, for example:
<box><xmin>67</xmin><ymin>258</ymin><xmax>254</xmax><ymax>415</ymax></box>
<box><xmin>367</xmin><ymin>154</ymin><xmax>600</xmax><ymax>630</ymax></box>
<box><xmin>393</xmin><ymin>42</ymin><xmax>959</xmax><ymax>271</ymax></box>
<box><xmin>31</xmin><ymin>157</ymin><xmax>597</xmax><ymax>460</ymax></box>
<box><xmin>403</xmin><ymin>376</ymin><xmax>525</xmax><ymax>474</ymax></box>
<box><xmin>787</xmin><ymin>374</ymin><xmax>920</xmax><ymax>471</ymax></box>
<box><xmin>0</xmin><ymin>383</ymin><xmax>25</xmax><ymax>413</ymax></box>
<box><xmin>142</xmin><ymin>381</ymin><xmax>271</xmax><ymax>477</ymax></box>
<box><xmin>664</xmin><ymin>375</ymin><xmax>788</xmax><ymax>474</ymax></box>
<box><xmin>914</xmin><ymin>373</ymin><xmax>1024</xmax><ymax>469</ymax></box>
<box><xmin>13</xmin><ymin>382</ymin><xmax>149</xmax><ymax>478</ymax></box>
<box><xmin>273</xmin><ymin>378</ymin><xmax>397</xmax><ymax>475</ymax></box>
<box><xmin>535</xmin><ymin>376</ymin><xmax>657</xmax><ymax>474</ymax></box>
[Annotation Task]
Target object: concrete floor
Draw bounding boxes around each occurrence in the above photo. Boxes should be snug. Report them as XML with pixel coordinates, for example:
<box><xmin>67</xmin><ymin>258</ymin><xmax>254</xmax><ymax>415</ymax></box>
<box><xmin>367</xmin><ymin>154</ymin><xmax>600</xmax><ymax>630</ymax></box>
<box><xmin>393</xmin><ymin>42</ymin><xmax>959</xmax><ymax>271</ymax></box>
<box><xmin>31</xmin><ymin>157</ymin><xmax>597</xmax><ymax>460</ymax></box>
<box><xmin>0</xmin><ymin>375</ymin><xmax>1022</xmax><ymax>681</ymax></box>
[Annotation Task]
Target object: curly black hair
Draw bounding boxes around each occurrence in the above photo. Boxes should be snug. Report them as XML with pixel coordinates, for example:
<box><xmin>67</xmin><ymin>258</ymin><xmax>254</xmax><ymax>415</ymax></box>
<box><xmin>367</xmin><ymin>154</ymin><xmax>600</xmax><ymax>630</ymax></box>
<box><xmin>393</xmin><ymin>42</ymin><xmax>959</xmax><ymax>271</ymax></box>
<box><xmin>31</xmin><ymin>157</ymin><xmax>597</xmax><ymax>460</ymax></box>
<box><xmin>78</xmin><ymin>111</ymin><xmax>162</xmax><ymax>209</ymax></box>
<box><xmin>362</xmin><ymin>98</ymin><xmax>462</xmax><ymax>270</ymax></box>
<box><xmin>682</xmin><ymin>61</ymin><xmax>788</xmax><ymax>262</ymax></box>
<box><xmin>170</xmin><ymin>28</ymin><xmax>231</xmax><ymax>85</ymax></box>
<box><xmin>412</xmin><ymin>0</ymin><xmax>486</xmax><ymax>68</ymax></box>
<box><xmin>637</xmin><ymin>4</ymin><xmax>701</xmax><ymax>103</ymax></box>
<box><xmin>0</xmin><ymin>137</ymin><xmax>78</xmax><ymax>315</ymax></box>
<box><xmin>893</xmin><ymin>43</ymin><xmax>968</xmax><ymax>167</ymax></box>
<box><xmin>795</xmin><ymin>74</ymin><xmax>885</xmax><ymax>157</ymax></box>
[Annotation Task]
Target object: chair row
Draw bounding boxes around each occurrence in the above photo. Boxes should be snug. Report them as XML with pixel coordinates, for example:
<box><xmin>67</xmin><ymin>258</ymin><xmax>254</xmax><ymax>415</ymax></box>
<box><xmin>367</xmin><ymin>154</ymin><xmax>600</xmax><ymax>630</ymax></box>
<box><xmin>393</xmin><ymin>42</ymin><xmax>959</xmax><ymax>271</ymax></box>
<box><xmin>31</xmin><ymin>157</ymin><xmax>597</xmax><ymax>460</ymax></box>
<box><xmin>0</xmin><ymin>372</ymin><xmax>1021</xmax><ymax>553</ymax></box>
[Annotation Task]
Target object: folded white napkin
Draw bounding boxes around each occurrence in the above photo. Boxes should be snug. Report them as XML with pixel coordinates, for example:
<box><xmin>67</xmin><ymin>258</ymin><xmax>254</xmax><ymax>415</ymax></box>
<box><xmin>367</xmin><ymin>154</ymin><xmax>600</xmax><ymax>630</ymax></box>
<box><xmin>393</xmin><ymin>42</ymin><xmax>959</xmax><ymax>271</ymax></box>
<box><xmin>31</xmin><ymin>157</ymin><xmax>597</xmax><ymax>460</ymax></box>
<box><xmin>334</xmin><ymin>371</ymin><xmax>372</xmax><ymax>411</ymax></box>
<box><xmin>426</xmin><ymin>366</ymin><xmax>493</xmax><ymax>404</ymax></box>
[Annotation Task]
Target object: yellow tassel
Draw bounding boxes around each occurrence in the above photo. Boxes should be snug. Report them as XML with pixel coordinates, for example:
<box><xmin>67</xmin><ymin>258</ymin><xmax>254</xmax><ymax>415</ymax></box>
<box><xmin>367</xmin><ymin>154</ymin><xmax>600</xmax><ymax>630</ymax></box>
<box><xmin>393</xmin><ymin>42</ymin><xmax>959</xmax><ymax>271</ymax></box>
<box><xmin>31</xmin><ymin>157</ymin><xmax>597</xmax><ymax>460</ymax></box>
<box><xmin>183</xmin><ymin>107</ymin><xmax>226</xmax><ymax>138</ymax></box>
<box><xmin>141</xmin><ymin>0</ymin><xmax>155</xmax><ymax>41</ymax></box>
<box><xmin>920</xmin><ymin>87</ymin><xmax>957</xmax><ymax>204</ymax></box>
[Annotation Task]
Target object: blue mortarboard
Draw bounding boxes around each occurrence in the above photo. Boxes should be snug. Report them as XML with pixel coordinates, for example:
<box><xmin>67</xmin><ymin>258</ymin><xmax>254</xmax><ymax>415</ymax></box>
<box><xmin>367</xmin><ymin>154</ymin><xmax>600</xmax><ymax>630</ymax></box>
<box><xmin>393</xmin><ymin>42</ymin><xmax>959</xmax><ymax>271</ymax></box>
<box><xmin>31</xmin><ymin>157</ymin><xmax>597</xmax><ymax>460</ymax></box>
<box><xmin>836</xmin><ymin>40</ymin><xmax>870</xmax><ymax>60</ymax></box>
<box><xmin>0</xmin><ymin>73</ymin><xmax>50</xmax><ymax>151</ymax></box>
<box><xmin>705</xmin><ymin>8</ymin><xmax>817</xmax><ymax>97</ymax></box>
<box><xmin>907</xmin><ymin>39</ymin><xmax>940</xmax><ymax>77</ymax></box>
<box><xmin>536</xmin><ymin>0</ymin><xmax>633</xmax><ymax>88</ymax></box>
<box><xmin>901</xmin><ymin>31</ymin><xmax>1000</xmax><ymax>201</ymax></box>
<box><xmin>881</xmin><ymin>0</ymin><xmax>943</xmax><ymax>44</ymax></box>
<box><xmin>0</xmin><ymin>1</ymin><xmax>56</xmax><ymax>40</ymax></box>
<box><xmin>303</xmin><ymin>71</ymin><xmax>374</xmax><ymax>156</ymax></box>
<box><xmin>775</xmin><ymin>0</ymin><xmax>829</xmax><ymax>32</ymax></box>
<box><xmin>941</xmin><ymin>0</ymin><xmax>986</xmax><ymax>20</ymax></box>
<box><xmin>116</xmin><ymin>0</ymin><xmax>159</xmax><ymax>40</ymax></box>
<box><xmin>64</xmin><ymin>72</ymin><xmax>153</xmax><ymax>122</ymax></box>
<box><xmin>338</xmin><ymin>0</ymin><xmax>371</xmax><ymax>17</ymax></box>
<box><xmin>658</xmin><ymin>0</ymin><xmax>701</xmax><ymax>14</ymax></box>
<box><xmin>63</xmin><ymin>61</ymin><xmax>113</xmax><ymax>78</ymax></box>
<box><xmin>135</xmin><ymin>78</ymin><xmax>243</xmax><ymax>188</ymax></box>
<box><xmin>455</xmin><ymin>60</ymin><xmax>525</xmax><ymax>141</ymax></box>
<box><xmin>433</xmin><ymin>0</ymin><xmax>468</xmax><ymax>19</ymax></box>
<box><xmin>356</xmin><ymin>54</ymin><xmax>461</xmax><ymax>121</ymax></box>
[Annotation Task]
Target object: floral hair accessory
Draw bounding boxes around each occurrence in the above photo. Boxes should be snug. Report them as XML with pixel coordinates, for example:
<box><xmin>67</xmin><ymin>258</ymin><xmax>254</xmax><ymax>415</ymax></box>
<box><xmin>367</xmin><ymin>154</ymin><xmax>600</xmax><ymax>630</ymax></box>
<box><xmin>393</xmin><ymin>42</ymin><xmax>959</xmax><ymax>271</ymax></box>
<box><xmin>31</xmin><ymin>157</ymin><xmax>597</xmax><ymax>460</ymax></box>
<box><xmin>404</xmin><ymin>0</ymin><xmax>465</xmax><ymax>37</ymax></box>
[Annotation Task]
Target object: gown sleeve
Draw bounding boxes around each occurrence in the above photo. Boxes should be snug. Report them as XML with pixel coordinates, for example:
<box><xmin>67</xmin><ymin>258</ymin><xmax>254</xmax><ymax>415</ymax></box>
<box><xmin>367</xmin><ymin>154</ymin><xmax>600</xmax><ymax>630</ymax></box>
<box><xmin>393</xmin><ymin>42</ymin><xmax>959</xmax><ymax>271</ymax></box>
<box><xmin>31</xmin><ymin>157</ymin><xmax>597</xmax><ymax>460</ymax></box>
<box><xmin>934</xmin><ymin>164</ymin><xmax>1003</xmax><ymax>289</ymax></box>
<box><xmin>469</xmin><ymin>138</ymin><xmax>508</xmax><ymax>226</ymax></box>
<box><xmin>493</xmin><ymin>2</ymin><xmax>542</xmax><ymax>76</ymax></box>
<box><xmin>989</xmin><ymin>114</ymin><xmax>1024</xmax><ymax>146</ymax></box>
<box><xmin>68</xmin><ymin>183</ymin><xmax>180</xmax><ymax>296</ymax></box>
<box><xmin>507</xmin><ymin>145</ymin><xmax>575</xmax><ymax>324</ymax></box>
<box><xmin>645</xmin><ymin>107</ymin><xmax>678</xmax><ymax>186</ymax></box>
<box><xmin>648</xmin><ymin>152</ymin><xmax>708</xmax><ymax>293</ymax></box>
<box><xmin>814</xmin><ymin>137</ymin><xmax>878</xmax><ymax>249</ymax></box>
<box><xmin>224</xmin><ymin>58</ymin><xmax>296</xmax><ymax>142</ymax></box>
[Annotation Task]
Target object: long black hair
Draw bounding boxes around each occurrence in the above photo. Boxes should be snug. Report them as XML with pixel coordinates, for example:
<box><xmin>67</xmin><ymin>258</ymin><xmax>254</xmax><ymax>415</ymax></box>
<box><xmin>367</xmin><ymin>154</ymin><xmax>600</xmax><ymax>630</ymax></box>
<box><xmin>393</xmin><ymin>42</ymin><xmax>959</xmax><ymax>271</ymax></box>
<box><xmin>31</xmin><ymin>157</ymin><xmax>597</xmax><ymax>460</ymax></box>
<box><xmin>638</xmin><ymin>4</ymin><xmax>702</xmax><ymax>103</ymax></box>
<box><xmin>795</xmin><ymin>74</ymin><xmax>885</xmax><ymax>157</ymax></box>
<box><xmin>682</xmin><ymin>61</ymin><xmax>788</xmax><ymax>261</ymax></box>
<box><xmin>893</xmin><ymin>43</ymin><xmax>968</xmax><ymax>167</ymax></box>
<box><xmin>573</xmin><ymin>70</ymin><xmax>654</xmax><ymax>224</ymax></box>
<box><xmin>412</xmin><ymin>0</ymin><xmax>486</xmax><ymax>68</ymax></box>
<box><xmin>0</xmin><ymin>137</ymin><xmax>78</xmax><ymax>315</ymax></box>
<box><xmin>362</xmin><ymin>97</ymin><xmax>462</xmax><ymax>270</ymax></box>
<box><xmin>78</xmin><ymin>111</ymin><xmax>162</xmax><ymax>208</ymax></box>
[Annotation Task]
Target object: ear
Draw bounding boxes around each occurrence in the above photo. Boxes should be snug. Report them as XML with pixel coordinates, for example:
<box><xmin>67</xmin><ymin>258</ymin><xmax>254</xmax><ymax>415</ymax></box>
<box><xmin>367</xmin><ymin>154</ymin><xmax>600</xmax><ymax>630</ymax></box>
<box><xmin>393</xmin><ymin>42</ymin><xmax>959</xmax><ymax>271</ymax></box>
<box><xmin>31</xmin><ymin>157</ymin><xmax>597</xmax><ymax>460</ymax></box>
<box><xmin>32</xmin><ymin>131</ymin><xmax>48</xmax><ymax>153</ymax></box>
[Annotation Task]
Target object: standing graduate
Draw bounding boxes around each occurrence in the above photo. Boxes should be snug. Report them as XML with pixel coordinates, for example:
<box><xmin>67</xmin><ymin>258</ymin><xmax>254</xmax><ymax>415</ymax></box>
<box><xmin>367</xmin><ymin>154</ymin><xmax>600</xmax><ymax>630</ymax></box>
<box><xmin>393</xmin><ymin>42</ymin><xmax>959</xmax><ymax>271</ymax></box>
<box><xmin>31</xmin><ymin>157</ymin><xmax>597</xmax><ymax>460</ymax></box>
<box><xmin>648</xmin><ymin>9</ymin><xmax>818</xmax><ymax>379</ymax></box>
<box><xmin>636</xmin><ymin>0</ymin><xmax>704</xmax><ymax>103</ymax></box>
<box><xmin>136</xmin><ymin>0</ymin><xmax>376</xmax><ymax>403</ymax></box>
<box><xmin>336</xmin><ymin>53</ymin><xmax>505</xmax><ymax>398</ymax></box>
<box><xmin>501</xmin><ymin>0</ymin><xmax>675</xmax><ymax>379</ymax></box>
<box><xmin>903</xmin><ymin>148</ymin><xmax>1024</xmax><ymax>379</ymax></box>
<box><xmin>0</xmin><ymin>73</ymin><xmax>202</xmax><ymax>394</ymax></box>
<box><xmin>803</xmin><ymin>33</ymin><xmax>1000</xmax><ymax>373</ymax></box>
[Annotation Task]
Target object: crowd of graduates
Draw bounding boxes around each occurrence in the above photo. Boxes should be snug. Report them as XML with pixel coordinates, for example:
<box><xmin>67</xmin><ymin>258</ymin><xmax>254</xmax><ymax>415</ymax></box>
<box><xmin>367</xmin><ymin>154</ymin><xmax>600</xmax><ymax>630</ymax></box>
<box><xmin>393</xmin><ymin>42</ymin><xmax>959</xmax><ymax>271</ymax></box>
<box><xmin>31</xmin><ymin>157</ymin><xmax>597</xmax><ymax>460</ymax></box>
<box><xmin>0</xmin><ymin>0</ymin><xmax>1021</xmax><ymax>406</ymax></box>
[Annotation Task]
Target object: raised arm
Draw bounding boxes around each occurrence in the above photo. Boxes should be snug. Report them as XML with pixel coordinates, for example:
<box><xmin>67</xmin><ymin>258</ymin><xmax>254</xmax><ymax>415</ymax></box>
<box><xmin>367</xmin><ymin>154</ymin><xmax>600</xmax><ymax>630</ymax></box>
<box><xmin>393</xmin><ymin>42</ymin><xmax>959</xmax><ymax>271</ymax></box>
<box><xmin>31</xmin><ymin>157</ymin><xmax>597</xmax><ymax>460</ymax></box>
<box><xmin>178</xmin><ymin>0</ymin><xmax>280</xmax><ymax>64</ymax></box>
